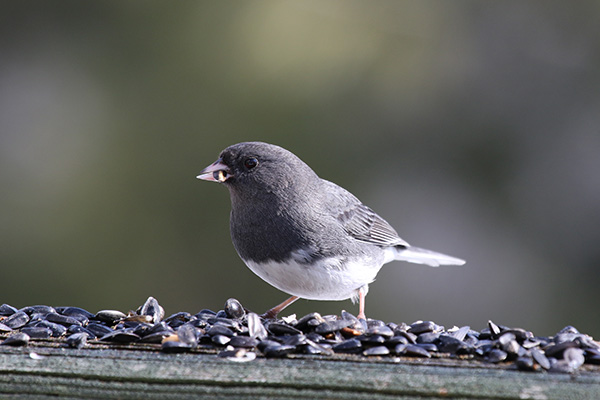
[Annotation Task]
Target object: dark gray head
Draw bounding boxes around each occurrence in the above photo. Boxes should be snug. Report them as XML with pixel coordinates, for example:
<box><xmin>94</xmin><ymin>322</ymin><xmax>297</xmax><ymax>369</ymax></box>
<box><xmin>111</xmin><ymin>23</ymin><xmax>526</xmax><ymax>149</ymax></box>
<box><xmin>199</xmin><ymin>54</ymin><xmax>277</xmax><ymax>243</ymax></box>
<box><xmin>198</xmin><ymin>142</ymin><xmax>330</xmax><ymax>262</ymax></box>
<box><xmin>197</xmin><ymin>142</ymin><xmax>319</xmax><ymax>200</ymax></box>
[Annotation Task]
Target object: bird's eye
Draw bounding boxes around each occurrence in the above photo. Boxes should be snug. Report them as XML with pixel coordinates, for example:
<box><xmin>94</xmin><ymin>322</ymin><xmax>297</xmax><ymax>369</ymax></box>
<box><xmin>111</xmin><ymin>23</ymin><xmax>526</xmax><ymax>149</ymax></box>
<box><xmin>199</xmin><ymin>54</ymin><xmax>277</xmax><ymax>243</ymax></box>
<box><xmin>244</xmin><ymin>157</ymin><xmax>258</xmax><ymax>170</ymax></box>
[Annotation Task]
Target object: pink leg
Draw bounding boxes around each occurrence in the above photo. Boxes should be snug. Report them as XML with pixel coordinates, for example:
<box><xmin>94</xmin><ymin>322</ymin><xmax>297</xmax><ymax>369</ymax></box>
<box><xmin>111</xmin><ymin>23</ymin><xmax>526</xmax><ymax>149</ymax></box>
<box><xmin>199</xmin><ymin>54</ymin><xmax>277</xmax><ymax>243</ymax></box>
<box><xmin>261</xmin><ymin>295</ymin><xmax>299</xmax><ymax>319</ymax></box>
<box><xmin>357</xmin><ymin>289</ymin><xmax>366</xmax><ymax>320</ymax></box>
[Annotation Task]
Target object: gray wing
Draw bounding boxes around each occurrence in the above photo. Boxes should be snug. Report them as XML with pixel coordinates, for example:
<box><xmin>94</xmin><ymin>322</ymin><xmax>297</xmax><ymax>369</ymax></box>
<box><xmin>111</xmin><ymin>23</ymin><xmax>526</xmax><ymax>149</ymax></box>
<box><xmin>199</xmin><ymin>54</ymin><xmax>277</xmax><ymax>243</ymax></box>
<box><xmin>322</xmin><ymin>180</ymin><xmax>409</xmax><ymax>248</ymax></box>
<box><xmin>339</xmin><ymin>203</ymin><xmax>409</xmax><ymax>247</ymax></box>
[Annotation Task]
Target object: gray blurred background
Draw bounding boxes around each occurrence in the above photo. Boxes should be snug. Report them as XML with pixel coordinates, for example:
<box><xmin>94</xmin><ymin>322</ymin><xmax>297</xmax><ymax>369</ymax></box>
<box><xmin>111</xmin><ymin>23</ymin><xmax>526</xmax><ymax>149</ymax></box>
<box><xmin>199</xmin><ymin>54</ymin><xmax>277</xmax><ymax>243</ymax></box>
<box><xmin>1</xmin><ymin>1</ymin><xmax>599</xmax><ymax>337</ymax></box>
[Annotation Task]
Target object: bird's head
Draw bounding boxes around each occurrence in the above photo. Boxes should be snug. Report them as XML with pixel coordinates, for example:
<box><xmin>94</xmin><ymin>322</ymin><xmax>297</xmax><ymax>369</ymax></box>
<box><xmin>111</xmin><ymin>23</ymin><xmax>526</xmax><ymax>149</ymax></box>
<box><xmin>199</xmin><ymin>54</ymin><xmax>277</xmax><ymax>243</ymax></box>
<box><xmin>197</xmin><ymin>142</ymin><xmax>318</xmax><ymax>197</ymax></box>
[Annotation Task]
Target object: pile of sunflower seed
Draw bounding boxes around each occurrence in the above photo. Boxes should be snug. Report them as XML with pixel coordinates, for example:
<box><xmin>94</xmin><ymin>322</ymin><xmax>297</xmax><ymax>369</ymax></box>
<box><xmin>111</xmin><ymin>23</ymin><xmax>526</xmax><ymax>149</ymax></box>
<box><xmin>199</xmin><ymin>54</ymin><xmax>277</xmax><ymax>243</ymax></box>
<box><xmin>1</xmin><ymin>297</ymin><xmax>599</xmax><ymax>373</ymax></box>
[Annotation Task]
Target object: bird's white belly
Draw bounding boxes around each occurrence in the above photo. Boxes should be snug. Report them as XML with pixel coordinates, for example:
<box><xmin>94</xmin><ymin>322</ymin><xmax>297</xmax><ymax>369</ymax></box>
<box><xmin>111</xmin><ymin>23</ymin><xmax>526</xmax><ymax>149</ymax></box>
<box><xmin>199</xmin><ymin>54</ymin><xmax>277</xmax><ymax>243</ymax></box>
<box><xmin>244</xmin><ymin>256</ymin><xmax>382</xmax><ymax>301</ymax></box>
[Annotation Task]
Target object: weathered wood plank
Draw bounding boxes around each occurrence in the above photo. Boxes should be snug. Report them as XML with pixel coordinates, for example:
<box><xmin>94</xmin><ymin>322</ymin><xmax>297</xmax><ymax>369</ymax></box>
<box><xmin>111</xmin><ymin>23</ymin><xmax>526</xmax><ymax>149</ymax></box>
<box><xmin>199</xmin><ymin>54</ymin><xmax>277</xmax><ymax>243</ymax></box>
<box><xmin>1</xmin><ymin>345</ymin><xmax>599</xmax><ymax>399</ymax></box>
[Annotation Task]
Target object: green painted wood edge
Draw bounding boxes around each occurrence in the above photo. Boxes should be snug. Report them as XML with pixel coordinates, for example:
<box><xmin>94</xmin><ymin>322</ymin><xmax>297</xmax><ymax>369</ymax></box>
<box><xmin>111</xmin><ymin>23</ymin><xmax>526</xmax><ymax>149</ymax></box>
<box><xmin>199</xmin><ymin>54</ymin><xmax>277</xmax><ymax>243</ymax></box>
<box><xmin>0</xmin><ymin>346</ymin><xmax>599</xmax><ymax>399</ymax></box>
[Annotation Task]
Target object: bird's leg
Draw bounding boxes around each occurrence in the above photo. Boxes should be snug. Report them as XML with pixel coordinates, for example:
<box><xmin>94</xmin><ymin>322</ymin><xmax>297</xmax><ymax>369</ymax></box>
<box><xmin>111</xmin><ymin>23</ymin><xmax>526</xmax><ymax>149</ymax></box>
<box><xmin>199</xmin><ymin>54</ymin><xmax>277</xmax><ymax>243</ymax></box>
<box><xmin>357</xmin><ymin>289</ymin><xmax>366</xmax><ymax>320</ymax></box>
<box><xmin>261</xmin><ymin>295</ymin><xmax>299</xmax><ymax>319</ymax></box>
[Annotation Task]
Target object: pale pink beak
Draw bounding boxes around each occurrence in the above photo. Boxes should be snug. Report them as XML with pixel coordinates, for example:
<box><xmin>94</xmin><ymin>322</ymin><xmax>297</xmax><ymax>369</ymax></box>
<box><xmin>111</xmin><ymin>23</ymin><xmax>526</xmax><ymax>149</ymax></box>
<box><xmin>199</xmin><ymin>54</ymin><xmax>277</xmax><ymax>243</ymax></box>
<box><xmin>197</xmin><ymin>158</ymin><xmax>231</xmax><ymax>183</ymax></box>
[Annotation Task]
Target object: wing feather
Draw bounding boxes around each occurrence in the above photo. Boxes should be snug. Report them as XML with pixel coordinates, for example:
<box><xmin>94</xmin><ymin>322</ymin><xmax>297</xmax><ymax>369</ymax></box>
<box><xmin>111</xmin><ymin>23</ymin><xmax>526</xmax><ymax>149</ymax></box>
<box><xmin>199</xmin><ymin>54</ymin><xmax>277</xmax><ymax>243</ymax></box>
<box><xmin>321</xmin><ymin>180</ymin><xmax>408</xmax><ymax>248</ymax></box>
<box><xmin>338</xmin><ymin>203</ymin><xmax>409</xmax><ymax>247</ymax></box>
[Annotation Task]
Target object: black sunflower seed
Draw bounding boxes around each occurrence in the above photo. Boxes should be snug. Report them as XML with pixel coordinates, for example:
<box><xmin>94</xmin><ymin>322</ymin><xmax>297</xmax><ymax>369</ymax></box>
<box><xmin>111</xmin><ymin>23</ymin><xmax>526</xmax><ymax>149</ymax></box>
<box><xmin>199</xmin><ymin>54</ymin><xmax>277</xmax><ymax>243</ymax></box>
<box><xmin>1</xmin><ymin>332</ymin><xmax>30</xmax><ymax>347</ymax></box>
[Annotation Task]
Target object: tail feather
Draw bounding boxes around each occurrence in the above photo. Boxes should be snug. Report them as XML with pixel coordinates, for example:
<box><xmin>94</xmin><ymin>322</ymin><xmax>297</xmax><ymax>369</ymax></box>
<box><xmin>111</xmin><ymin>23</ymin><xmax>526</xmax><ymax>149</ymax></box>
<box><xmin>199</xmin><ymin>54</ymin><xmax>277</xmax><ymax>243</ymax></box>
<box><xmin>394</xmin><ymin>246</ymin><xmax>465</xmax><ymax>267</ymax></box>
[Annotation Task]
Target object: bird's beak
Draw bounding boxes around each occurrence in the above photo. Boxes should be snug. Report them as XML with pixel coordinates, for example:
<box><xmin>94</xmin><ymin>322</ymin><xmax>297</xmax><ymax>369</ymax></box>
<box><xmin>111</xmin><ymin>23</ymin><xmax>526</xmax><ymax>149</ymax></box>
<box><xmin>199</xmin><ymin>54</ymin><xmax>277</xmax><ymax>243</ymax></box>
<box><xmin>197</xmin><ymin>158</ymin><xmax>231</xmax><ymax>183</ymax></box>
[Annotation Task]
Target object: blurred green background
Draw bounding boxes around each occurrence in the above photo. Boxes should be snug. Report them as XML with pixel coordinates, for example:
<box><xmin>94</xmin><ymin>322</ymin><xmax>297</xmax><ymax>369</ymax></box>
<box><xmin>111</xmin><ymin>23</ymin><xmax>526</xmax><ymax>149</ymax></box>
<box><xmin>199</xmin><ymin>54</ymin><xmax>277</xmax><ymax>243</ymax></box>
<box><xmin>2</xmin><ymin>1</ymin><xmax>599</xmax><ymax>337</ymax></box>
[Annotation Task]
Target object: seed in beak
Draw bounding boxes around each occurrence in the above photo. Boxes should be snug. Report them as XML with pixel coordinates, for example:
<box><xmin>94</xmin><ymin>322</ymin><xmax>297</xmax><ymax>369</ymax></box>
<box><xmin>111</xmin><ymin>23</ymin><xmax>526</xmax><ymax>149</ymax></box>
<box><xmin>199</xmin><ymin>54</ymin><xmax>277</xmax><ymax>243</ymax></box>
<box><xmin>215</xmin><ymin>170</ymin><xmax>228</xmax><ymax>182</ymax></box>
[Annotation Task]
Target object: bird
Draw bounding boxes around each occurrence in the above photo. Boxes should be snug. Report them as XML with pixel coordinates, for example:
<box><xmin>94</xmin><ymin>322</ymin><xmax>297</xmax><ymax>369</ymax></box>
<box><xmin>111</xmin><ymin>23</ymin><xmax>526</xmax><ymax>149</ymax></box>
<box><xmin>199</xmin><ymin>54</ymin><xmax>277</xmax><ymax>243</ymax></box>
<box><xmin>197</xmin><ymin>142</ymin><xmax>465</xmax><ymax>320</ymax></box>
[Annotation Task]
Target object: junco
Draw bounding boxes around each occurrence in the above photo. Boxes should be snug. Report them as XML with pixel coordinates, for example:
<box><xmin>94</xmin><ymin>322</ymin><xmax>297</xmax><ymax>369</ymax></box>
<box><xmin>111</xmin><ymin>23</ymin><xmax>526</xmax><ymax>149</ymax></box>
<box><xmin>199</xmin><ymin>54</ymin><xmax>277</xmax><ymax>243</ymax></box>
<box><xmin>198</xmin><ymin>142</ymin><xmax>465</xmax><ymax>319</ymax></box>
